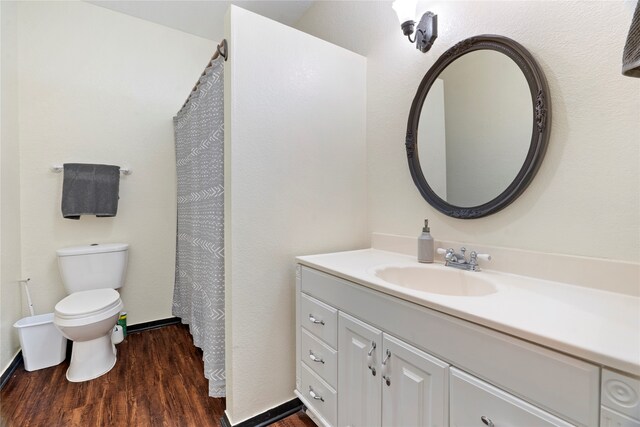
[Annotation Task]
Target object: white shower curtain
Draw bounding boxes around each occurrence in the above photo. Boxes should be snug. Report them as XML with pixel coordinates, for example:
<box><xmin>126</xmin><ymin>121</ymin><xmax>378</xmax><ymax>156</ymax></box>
<box><xmin>172</xmin><ymin>55</ymin><xmax>225</xmax><ymax>397</ymax></box>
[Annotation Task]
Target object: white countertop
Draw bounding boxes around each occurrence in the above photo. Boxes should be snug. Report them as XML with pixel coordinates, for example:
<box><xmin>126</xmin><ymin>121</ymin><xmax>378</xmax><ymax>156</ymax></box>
<box><xmin>297</xmin><ymin>248</ymin><xmax>640</xmax><ymax>376</ymax></box>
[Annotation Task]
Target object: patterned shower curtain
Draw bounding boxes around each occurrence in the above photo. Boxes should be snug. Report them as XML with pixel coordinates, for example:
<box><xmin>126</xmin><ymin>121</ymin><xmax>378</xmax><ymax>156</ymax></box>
<box><xmin>172</xmin><ymin>56</ymin><xmax>225</xmax><ymax>397</ymax></box>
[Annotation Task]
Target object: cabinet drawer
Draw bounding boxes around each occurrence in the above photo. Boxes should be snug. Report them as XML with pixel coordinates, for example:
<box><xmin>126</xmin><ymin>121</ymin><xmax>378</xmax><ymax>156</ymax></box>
<box><xmin>602</xmin><ymin>406</ymin><xmax>640</xmax><ymax>427</ymax></box>
<box><xmin>300</xmin><ymin>293</ymin><xmax>337</xmax><ymax>348</ymax></box>
<box><xmin>301</xmin><ymin>328</ymin><xmax>337</xmax><ymax>388</ymax></box>
<box><xmin>450</xmin><ymin>368</ymin><xmax>573</xmax><ymax>427</ymax></box>
<box><xmin>602</xmin><ymin>369</ymin><xmax>640</xmax><ymax>421</ymax></box>
<box><xmin>300</xmin><ymin>363</ymin><xmax>337</xmax><ymax>427</ymax></box>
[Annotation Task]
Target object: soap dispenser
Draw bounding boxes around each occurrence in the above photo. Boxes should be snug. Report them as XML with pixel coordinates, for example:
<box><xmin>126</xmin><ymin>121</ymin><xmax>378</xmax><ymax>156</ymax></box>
<box><xmin>418</xmin><ymin>219</ymin><xmax>434</xmax><ymax>263</ymax></box>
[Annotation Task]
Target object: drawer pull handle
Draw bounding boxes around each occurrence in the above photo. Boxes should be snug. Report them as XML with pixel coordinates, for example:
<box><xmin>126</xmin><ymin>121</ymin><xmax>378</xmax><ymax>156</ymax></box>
<box><xmin>309</xmin><ymin>314</ymin><xmax>325</xmax><ymax>325</ymax></box>
<box><xmin>382</xmin><ymin>349</ymin><xmax>391</xmax><ymax>365</ymax></box>
<box><xmin>367</xmin><ymin>342</ymin><xmax>377</xmax><ymax>376</ymax></box>
<box><xmin>481</xmin><ymin>416</ymin><xmax>494</xmax><ymax>427</ymax></box>
<box><xmin>309</xmin><ymin>386</ymin><xmax>324</xmax><ymax>402</ymax></box>
<box><xmin>309</xmin><ymin>350</ymin><xmax>325</xmax><ymax>364</ymax></box>
<box><xmin>367</xmin><ymin>341</ymin><xmax>377</xmax><ymax>356</ymax></box>
<box><xmin>382</xmin><ymin>349</ymin><xmax>391</xmax><ymax>386</ymax></box>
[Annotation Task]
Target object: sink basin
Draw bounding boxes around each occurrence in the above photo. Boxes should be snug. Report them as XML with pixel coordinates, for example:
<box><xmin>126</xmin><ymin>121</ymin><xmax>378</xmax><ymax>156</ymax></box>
<box><xmin>373</xmin><ymin>265</ymin><xmax>497</xmax><ymax>297</ymax></box>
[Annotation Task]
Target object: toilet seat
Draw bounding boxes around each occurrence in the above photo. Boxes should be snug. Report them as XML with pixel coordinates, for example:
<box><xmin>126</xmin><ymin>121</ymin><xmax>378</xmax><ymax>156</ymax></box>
<box><xmin>54</xmin><ymin>289</ymin><xmax>122</xmax><ymax>328</ymax></box>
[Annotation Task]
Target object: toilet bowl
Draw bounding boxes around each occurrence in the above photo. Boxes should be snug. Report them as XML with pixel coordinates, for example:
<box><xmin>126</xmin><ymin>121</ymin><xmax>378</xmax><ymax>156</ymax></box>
<box><xmin>53</xmin><ymin>243</ymin><xmax>129</xmax><ymax>382</ymax></box>
<box><xmin>54</xmin><ymin>289</ymin><xmax>124</xmax><ymax>382</ymax></box>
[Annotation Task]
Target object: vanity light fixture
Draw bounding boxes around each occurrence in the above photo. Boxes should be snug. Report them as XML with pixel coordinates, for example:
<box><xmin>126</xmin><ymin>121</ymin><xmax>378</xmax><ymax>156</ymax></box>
<box><xmin>392</xmin><ymin>0</ymin><xmax>438</xmax><ymax>53</ymax></box>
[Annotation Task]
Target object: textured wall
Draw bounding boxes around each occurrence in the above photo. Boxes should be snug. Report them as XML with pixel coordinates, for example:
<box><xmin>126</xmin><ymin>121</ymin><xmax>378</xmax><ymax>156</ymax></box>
<box><xmin>297</xmin><ymin>1</ymin><xmax>640</xmax><ymax>262</ymax></box>
<box><xmin>224</xmin><ymin>6</ymin><xmax>368</xmax><ymax>424</ymax></box>
<box><xmin>1</xmin><ymin>1</ymin><xmax>23</xmax><ymax>373</ymax></box>
<box><xmin>16</xmin><ymin>2</ymin><xmax>215</xmax><ymax>325</ymax></box>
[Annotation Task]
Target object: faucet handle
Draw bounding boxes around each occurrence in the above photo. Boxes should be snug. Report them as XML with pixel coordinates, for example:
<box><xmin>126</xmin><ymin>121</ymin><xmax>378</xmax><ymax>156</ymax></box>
<box><xmin>468</xmin><ymin>251</ymin><xmax>491</xmax><ymax>271</ymax></box>
<box><xmin>437</xmin><ymin>248</ymin><xmax>454</xmax><ymax>260</ymax></box>
<box><xmin>470</xmin><ymin>251</ymin><xmax>492</xmax><ymax>262</ymax></box>
<box><xmin>476</xmin><ymin>253</ymin><xmax>492</xmax><ymax>261</ymax></box>
<box><xmin>437</xmin><ymin>248</ymin><xmax>455</xmax><ymax>262</ymax></box>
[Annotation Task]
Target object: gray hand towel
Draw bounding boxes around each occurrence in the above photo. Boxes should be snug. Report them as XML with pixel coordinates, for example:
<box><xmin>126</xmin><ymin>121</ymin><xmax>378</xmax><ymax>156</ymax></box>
<box><xmin>61</xmin><ymin>163</ymin><xmax>120</xmax><ymax>220</ymax></box>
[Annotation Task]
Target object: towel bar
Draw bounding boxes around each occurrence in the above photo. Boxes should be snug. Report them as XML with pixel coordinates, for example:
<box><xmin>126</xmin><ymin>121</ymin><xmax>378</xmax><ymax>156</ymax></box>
<box><xmin>50</xmin><ymin>165</ymin><xmax>132</xmax><ymax>175</ymax></box>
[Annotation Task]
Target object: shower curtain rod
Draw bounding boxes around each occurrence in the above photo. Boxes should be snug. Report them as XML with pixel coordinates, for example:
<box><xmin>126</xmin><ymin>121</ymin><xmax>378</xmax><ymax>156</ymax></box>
<box><xmin>179</xmin><ymin>39</ymin><xmax>228</xmax><ymax>111</ymax></box>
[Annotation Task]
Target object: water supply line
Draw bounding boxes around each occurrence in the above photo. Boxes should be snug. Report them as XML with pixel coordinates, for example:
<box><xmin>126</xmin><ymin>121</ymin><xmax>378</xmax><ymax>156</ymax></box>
<box><xmin>17</xmin><ymin>278</ymin><xmax>35</xmax><ymax>316</ymax></box>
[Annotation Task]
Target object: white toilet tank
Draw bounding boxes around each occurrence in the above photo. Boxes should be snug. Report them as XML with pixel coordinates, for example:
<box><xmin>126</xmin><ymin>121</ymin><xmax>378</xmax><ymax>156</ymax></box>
<box><xmin>57</xmin><ymin>243</ymin><xmax>129</xmax><ymax>294</ymax></box>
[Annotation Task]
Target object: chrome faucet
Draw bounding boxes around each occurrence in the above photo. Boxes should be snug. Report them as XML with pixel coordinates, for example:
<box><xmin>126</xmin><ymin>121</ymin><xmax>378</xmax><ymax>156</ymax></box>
<box><xmin>437</xmin><ymin>247</ymin><xmax>491</xmax><ymax>272</ymax></box>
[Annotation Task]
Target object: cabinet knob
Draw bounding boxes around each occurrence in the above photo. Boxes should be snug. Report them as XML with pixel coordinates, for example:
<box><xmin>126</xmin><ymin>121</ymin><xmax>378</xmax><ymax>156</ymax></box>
<box><xmin>481</xmin><ymin>416</ymin><xmax>494</xmax><ymax>427</ymax></box>
<box><xmin>309</xmin><ymin>386</ymin><xmax>324</xmax><ymax>402</ymax></box>
<box><xmin>308</xmin><ymin>314</ymin><xmax>325</xmax><ymax>325</ymax></box>
<box><xmin>309</xmin><ymin>350</ymin><xmax>325</xmax><ymax>364</ymax></box>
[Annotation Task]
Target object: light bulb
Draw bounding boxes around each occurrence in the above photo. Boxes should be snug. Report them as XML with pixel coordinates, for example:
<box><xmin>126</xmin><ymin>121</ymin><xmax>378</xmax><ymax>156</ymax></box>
<box><xmin>392</xmin><ymin>0</ymin><xmax>418</xmax><ymax>24</ymax></box>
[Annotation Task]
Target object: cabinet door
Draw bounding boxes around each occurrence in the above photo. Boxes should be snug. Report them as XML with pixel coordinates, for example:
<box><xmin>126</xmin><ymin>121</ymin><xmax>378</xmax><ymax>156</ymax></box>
<box><xmin>338</xmin><ymin>312</ymin><xmax>382</xmax><ymax>427</ymax></box>
<box><xmin>381</xmin><ymin>334</ymin><xmax>449</xmax><ymax>427</ymax></box>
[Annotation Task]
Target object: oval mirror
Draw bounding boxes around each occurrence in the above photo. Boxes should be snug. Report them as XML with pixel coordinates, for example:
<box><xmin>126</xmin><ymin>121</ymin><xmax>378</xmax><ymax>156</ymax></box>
<box><xmin>405</xmin><ymin>35</ymin><xmax>551</xmax><ymax>219</ymax></box>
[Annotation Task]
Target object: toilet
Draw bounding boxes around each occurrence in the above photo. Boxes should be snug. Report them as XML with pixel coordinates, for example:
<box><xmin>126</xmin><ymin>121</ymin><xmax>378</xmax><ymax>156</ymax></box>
<box><xmin>53</xmin><ymin>243</ymin><xmax>128</xmax><ymax>382</ymax></box>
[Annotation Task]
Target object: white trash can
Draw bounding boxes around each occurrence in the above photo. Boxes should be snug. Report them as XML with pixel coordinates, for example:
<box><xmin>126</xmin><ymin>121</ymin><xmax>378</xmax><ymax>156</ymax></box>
<box><xmin>13</xmin><ymin>313</ymin><xmax>66</xmax><ymax>371</ymax></box>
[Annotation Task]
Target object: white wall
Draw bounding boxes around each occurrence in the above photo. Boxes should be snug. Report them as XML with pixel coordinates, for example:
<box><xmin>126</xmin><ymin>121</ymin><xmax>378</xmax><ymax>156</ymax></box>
<box><xmin>1</xmin><ymin>0</ymin><xmax>23</xmax><ymax>373</ymax></box>
<box><xmin>296</xmin><ymin>1</ymin><xmax>640</xmax><ymax>263</ymax></box>
<box><xmin>224</xmin><ymin>6</ymin><xmax>368</xmax><ymax>424</ymax></box>
<box><xmin>16</xmin><ymin>2</ymin><xmax>215</xmax><ymax>325</ymax></box>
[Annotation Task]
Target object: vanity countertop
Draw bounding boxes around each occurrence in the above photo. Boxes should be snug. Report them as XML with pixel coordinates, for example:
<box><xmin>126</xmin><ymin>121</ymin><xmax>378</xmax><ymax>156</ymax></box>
<box><xmin>297</xmin><ymin>248</ymin><xmax>640</xmax><ymax>376</ymax></box>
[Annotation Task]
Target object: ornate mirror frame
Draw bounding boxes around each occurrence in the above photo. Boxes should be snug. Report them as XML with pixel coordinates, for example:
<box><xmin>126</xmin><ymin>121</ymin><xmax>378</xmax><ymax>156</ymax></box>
<box><xmin>405</xmin><ymin>35</ymin><xmax>551</xmax><ymax>219</ymax></box>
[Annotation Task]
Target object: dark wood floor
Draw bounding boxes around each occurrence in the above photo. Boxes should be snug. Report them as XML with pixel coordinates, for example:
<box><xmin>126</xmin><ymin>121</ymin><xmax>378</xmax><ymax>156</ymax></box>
<box><xmin>0</xmin><ymin>324</ymin><xmax>315</xmax><ymax>427</ymax></box>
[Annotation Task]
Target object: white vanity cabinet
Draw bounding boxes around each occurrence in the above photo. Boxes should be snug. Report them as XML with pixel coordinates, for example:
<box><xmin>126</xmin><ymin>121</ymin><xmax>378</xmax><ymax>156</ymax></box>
<box><xmin>295</xmin><ymin>264</ymin><xmax>602</xmax><ymax>427</ymax></box>
<box><xmin>337</xmin><ymin>312</ymin><xmax>449</xmax><ymax>427</ymax></box>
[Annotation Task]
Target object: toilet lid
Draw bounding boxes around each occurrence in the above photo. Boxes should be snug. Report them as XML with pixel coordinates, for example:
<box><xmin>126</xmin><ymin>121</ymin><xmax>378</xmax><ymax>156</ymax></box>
<box><xmin>55</xmin><ymin>289</ymin><xmax>121</xmax><ymax>319</ymax></box>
